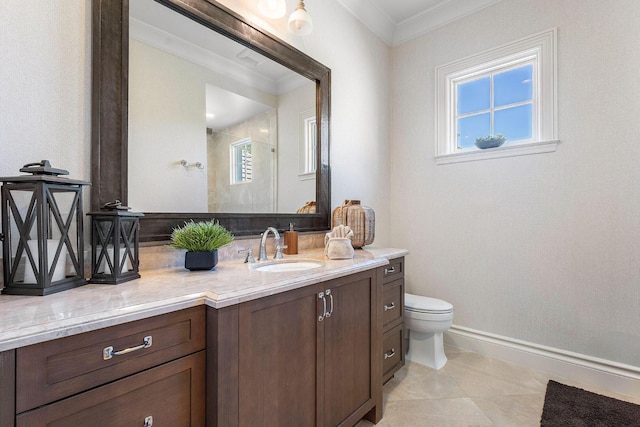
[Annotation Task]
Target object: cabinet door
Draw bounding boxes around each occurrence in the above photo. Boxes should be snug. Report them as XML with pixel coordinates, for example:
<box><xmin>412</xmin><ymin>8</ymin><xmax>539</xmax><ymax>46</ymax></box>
<box><xmin>238</xmin><ymin>282</ymin><xmax>324</xmax><ymax>427</ymax></box>
<box><xmin>322</xmin><ymin>271</ymin><xmax>378</xmax><ymax>427</ymax></box>
<box><xmin>16</xmin><ymin>351</ymin><xmax>205</xmax><ymax>427</ymax></box>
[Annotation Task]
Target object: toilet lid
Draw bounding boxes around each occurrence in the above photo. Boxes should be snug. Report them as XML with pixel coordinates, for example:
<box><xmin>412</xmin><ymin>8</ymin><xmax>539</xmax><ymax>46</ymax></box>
<box><xmin>405</xmin><ymin>293</ymin><xmax>453</xmax><ymax>314</ymax></box>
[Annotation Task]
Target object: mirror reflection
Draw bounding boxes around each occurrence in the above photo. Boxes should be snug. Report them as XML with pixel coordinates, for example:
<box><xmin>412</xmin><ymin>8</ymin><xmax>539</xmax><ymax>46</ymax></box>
<box><xmin>128</xmin><ymin>0</ymin><xmax>316</xmax><ymax>214</ymax></box>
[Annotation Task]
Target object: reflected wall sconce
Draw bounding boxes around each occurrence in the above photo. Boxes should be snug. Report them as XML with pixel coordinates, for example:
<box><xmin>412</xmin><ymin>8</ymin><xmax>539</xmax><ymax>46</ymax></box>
<box><xmin>288</xmin><ymin>0</ymin><xmax>313</xmax><ymax>36</ymax></box>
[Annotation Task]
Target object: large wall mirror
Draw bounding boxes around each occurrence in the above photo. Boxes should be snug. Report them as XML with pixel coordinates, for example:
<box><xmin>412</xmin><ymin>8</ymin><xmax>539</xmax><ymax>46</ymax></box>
<box><xmin>92</xmin><ymin>0</ymin><xmax>331</xmax><ymax>241</ymax></box>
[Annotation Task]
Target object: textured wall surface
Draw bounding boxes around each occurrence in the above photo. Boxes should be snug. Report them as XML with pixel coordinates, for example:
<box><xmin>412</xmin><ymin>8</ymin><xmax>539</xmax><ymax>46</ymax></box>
<box><xmin>390</xmin><ymin>0</ymin><xmax>640</xmax><ymax>367</ymax></box>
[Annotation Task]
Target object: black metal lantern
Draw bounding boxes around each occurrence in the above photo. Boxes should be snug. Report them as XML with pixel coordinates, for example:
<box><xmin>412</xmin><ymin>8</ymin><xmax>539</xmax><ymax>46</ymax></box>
<box><xmin>1</xmin><ymin>161</ymin><xmax>90</xmax><ymax>296</ymax></box>
<box><xmin>88</xmin><ymin>201</ymin><xmax>143</xmax><ymax>284</ymax></box>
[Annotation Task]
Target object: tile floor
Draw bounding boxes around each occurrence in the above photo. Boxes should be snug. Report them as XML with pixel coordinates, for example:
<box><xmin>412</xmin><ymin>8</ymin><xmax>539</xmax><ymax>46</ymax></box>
<box><xmin>357</xmin><ymin>345</ymin><xmax>640</xmax><ymax>426</ymax></box>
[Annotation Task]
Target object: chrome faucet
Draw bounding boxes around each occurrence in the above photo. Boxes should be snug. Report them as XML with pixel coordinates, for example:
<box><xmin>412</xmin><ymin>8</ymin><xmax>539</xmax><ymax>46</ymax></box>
<box><xmin>258</xmin><ymin>227</ymin><xmax>282</xmax><ymax>261</ymax></box>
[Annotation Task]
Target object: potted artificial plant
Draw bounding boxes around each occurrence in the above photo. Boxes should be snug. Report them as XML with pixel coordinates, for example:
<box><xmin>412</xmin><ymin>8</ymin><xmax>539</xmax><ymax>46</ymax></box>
<box><xmin>170</xmin><ymin>220</ymin><xmax>234</xmax><ymax>271</ymax></box>
<box><xmin>474</xmin><ymin>134</ymin><xmax>507</xmax><ymax>149</ymax></box>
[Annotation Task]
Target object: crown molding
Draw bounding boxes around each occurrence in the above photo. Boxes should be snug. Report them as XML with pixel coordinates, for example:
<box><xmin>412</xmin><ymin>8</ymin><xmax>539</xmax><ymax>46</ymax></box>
<box><xmin>336</xmin><ymin>0</ymin><xmax>503</xmax><ymax>46</ymax></box>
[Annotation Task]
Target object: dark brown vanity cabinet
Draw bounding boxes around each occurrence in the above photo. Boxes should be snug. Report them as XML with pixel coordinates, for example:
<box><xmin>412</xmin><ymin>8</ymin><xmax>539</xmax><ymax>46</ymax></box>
<box><xmin>208</xmin><ymin>269</ymin><xmax>382</xmax><ymax>427</ymax></box>
<box><xmin>10</xmin><ymin>307</ymin><xmax>206</xmax><ymax>427</ymax></box>
<box><xmin>380</xmin><ymin>257</ymin><xmax>405</xmax><ymax>384</ymax></box>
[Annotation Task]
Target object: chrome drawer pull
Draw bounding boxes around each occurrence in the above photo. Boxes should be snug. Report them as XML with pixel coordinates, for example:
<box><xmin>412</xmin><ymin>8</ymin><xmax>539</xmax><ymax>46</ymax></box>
<box><xmin>103</xmin><ymin>335</ymin><xmax>152</xmax><ymax>360</ymax></box>
<box><xmin>318</xmin><ymin>291</ymin><xmax>326</xmax><ymax>322</ymax></box>
<box><xmin>384</xmin><ymin>302</ymin><xmax>396</xmax><ymax>311</ymax></box>
<box><xmin>325</xmin><ymin>289</ymin><xmax>334</xmax><ymax>318</ymax></box>
<box><xmin>384</xmin><ymin>348</ymin><xmax>396</xmax><ymax>360</ymax></box>
<box><xmin>144</xmin><ymin>416</ymin><xmax>153</xmax><ymax>427</ymax></box>
<box><xmin>384</xmin><ymin>266</ymin><xmax>396</xmax><ymax>275</ymax></box>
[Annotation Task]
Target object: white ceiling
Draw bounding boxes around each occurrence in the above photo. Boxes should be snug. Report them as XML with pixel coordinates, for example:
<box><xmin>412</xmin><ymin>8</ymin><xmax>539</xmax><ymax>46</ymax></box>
<box><xmin>335</xmin><ymin>0</ymin><xmax>503</xmax><ymax>46</ymax></box>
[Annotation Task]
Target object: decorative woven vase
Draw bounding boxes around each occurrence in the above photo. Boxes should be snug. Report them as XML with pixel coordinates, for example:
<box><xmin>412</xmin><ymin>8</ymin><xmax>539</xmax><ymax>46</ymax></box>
<box><xmin>331</xmin><ymin>200</ymin><xmax>375</xmax><ymax>248</ymax></box>
<box><xmin>296</xmin><ymin>201</ymin><xmax>316</xmax><ymax>214</ymax></box>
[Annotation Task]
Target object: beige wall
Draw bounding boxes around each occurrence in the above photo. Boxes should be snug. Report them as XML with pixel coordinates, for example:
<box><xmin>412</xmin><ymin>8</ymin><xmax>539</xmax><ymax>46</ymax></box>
<box><xmin>129</xmin><ymin>39</ymin><xmax>208</xmax><ymax>213</ymax></box>
<box><xmin>0</xmin><ymin>0</ymin><xmax>91</xmax><ymax>194</ymax></box>
<box><xmin>390</xmin><ymin>0</ymin><xmax>640</xmax><ymax>367</ymax></box>
<box><xmin>276</xmin><ymin>82</ymin><xmax>316</xmax><ymax>213</ymax></box>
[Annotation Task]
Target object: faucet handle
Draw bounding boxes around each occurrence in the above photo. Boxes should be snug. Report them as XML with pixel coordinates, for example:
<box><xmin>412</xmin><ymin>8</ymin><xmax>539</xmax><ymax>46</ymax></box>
<box><xmin>274</xmin><ymin>245</ymin><xmax>288</xmax><ymax>259</ymax></box>
<box><xmin>238</xmin><ymin>248</ymin><xmax>255</xmax><ymax>264</ymax></box>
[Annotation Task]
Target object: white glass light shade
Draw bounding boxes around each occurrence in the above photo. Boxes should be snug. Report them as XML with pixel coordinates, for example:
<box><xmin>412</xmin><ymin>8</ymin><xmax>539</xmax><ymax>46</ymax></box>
<box><xmin>288</xmin><ymin>3</ymin><xmax>313</xmax><ymax>36</ymax></box>
<box><xmin>258</xmin><ymin>0</ymin><xmax>286</xmax><ymax>19</ymax></box>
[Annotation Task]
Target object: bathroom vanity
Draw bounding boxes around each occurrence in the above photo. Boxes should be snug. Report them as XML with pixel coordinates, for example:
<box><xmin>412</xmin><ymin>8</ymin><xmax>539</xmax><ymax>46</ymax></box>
<box><xmin>380</xmin><ymin>257</ymin><xmax>405</xmax><ymax>383</ymax></box>
<box><xmin>0</xmin><ymin>248</ymin><xmax>406</xmax><ymax>427</ymax></box>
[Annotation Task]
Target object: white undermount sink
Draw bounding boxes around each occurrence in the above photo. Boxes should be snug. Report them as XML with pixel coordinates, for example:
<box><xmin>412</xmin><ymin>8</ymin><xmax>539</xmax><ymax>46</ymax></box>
<box><xmin>252</xmin><ymin>260</ymin><xmax>324</xmax><ymax>272</ymax></box>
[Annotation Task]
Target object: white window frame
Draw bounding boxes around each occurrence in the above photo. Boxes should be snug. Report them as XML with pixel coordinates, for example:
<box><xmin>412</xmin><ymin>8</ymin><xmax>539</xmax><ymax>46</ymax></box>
<box><xmin>435</xmin><ymin>28</ymin><xmax>559</xmax><ymax>165</ymax></box>
<box><xmin>298</xmin><ymin>108</ymin><xmax>317</xmax><ymax>180</ymax></box>
<box><xmin>230</xmin><ymin>138</ymin><xmax>252</xmax><ymax>184</ymax></box>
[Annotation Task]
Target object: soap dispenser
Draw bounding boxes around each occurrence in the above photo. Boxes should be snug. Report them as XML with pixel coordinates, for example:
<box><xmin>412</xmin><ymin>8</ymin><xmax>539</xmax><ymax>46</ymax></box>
<box><xmin>283</xmin><ymin>223</ymin><xmax>298</xmax><ymax>255</ymax></box>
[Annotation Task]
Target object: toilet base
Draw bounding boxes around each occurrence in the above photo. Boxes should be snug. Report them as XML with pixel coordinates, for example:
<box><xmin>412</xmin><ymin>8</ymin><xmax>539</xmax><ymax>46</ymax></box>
<box><xmin>406</xmin><ymin>330</ymin><xmax>447</xmax><ymax>370</ymax></box>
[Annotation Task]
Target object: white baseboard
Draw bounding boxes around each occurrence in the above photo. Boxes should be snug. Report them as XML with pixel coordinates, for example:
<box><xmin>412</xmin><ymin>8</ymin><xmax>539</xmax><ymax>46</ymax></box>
<box><xmin>444</xmin><ymin>325</ymin><xmax>640</xmax><ymax>398</ymax></box>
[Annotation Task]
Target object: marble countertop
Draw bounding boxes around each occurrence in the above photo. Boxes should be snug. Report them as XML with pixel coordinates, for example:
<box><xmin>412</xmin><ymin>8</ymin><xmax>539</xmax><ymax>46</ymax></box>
<box><xmin>0</xmin><ymin>247</ymin><xmax>407</xmax><ymax>352</ymax></box>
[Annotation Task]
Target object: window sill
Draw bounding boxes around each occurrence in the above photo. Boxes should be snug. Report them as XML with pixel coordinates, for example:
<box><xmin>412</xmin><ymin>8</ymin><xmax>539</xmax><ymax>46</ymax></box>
<box><xmin>435</xmin><ymin>139</ymin><xmax>560</xmax><ymax>165</ymax></box>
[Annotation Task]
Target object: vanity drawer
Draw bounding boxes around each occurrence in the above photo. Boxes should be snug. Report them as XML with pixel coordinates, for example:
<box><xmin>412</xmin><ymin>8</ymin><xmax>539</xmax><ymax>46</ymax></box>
<box><xmin>382</xmin><ymin>278</ymin><xmax>404</xmax><ymax>330</ymax></box>
<box><xmin>16</xmin><ymin>351</ymin><xmax>205</xmax><ymax>427</ymax></box>
<box><xmin>382</xmin><ymin>324</ymin><xmax>404</xmax><ymax>384</ymax></box>
<box><xmin>16</xmin><ymin>306</ymin><xmax>205</xmax><ymax>413</ymax></box>
<box><xmin>380</xmin><ymin>257</ymin><xmax>404</xmax><ymax>284</ymax></box>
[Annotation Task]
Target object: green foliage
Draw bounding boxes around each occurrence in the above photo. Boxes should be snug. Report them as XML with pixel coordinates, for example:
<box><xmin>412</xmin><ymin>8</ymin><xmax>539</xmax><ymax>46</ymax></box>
<box><xmin>170</xmin><ymin>220</ymin><xmax>234</xmax><ymax>252</ymax></box>
<box><xmin>475</xmin><ymin>134</ymin><xmax>506</xmax><ymax>144</ymax></box>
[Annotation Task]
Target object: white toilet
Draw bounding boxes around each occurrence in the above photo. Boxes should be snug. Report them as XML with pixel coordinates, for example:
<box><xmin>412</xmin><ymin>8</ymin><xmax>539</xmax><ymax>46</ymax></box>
<box><xmin>404</xmin><ymin>293</ymin><xmax>454</xmax><ymax>370</ymax></box>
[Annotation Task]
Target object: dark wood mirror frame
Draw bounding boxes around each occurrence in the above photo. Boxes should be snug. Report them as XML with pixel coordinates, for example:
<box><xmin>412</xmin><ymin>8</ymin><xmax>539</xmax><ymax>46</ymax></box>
<box><xmin>92</xmin><ymin>0</ymin><xmax>330</xmax><ymax>242</ymax></box>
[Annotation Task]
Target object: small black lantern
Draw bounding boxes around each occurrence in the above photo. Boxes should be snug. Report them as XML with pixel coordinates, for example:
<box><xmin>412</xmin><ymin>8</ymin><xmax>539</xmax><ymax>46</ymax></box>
<box><xmin>1</xmin><ymin>161</ymin><xmax>90</xmax><ymax>296</ymax></box>
<box><xmin>88</xmin><ymin>201</ymin><xmax>143</xmax><ymax>284</ymax></box>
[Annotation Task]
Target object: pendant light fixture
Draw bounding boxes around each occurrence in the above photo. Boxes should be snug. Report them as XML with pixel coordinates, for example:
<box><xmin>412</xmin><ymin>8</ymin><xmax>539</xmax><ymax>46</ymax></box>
<box><xmin>288</xmin><ymin>0</ymin><xmax>313</xmax><ymax>36</ymax></box>
<box><xmin>258</xmin><ymin>0</ymin><xmax>286</xmax><ymax>19</ymax></box>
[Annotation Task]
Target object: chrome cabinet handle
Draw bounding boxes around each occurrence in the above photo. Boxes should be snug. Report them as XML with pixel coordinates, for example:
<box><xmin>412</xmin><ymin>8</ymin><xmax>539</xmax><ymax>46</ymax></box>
<box><xmin>103</xmin><ymin>335</ymin><xmax>152</xmax><ymax>360</ymax></box>
<box><xmin>318</xmin><ymin>291</ymin><xmax>326</xmax><ymax>321</ymax></box>
<box><xmin>144</xmin><ymin>416</ymin><xmax>153</xmax><ymax>427</ymax></box>
<box><xmin>384</xmin><ymin>266</ymin><xmax>396</xmax><ymax>275</ymax></box>
<box><xmin>384</xmin><ymin>348</ymin><xmax>396</xmax><ymax>360</ymax></box>
<box><xmin>325</xmin><ymin>289</ymin><xmax>334</xmax><ymax>318</ymax></box>
<box><xmin>384</xmin><ymin>302</ymin><xmax>396</xmax><ymax>311</ymax></box>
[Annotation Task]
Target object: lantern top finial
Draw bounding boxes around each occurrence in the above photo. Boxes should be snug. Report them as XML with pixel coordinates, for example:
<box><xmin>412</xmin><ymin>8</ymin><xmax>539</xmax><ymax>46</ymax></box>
<box><xmin>102</xmin><ymin>200</ymin><xmax>131</xmax><ymax>211</ymax></box>
<box><xmin>20</xmin><ymin>160</ymin><xmax>69</xmax><ymax>176</ymax></box>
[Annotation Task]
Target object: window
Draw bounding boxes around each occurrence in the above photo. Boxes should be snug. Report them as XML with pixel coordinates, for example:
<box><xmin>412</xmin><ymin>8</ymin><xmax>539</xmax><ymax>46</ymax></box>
<box><xmin>303</xmin><ymin>116</ymin><xmax>317</xmax><ymax>174</ymax></box>
<box><xmin>230</xmin><ymin>138</ymin><xmax>252</xmax><ymax>184</ymax></box>
<box><xmin>435</xmin><ymin>29</ymin><xmax>558</xmax><ymax>164</ymax></box>
<box><xmin>298</xmin><ymin>108</ymin><xmax>317</xmax><ymax>180</ymax></box>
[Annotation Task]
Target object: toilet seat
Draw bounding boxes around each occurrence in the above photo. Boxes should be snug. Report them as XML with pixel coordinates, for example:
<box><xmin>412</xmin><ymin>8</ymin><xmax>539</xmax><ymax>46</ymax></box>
<box><xmin>405</xmin><ymin>293</ymin><xmax>453</xmax><ymax>314</ymax></box>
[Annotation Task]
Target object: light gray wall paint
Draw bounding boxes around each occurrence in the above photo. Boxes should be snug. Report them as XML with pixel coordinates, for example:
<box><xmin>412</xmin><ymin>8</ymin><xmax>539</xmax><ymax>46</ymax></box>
<box><xmin>0</xmin><ymin>0</ymin><xmax>91</xmax><ymax>199</ymax></box>
<box><xmin>390</xmin><ymin>0</ymin><xmax>640</xmax><ymax>367</ymax></box>
<box><xmin>129</xmin><ymin>39</ymin><xmax>209</xmax><ymax>213</ymax></box>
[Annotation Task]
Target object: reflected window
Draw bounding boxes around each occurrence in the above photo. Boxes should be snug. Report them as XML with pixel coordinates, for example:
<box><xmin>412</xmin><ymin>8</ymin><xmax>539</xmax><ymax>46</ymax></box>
<box><xmin>304</xmin><ymin>116</ymin><xmax>317</xmax><ymax>174</ymax></box>
<box><xmin>230</xmin><ymin>138</ymin><xmax>252</xmax><ymax>184</ymax></box>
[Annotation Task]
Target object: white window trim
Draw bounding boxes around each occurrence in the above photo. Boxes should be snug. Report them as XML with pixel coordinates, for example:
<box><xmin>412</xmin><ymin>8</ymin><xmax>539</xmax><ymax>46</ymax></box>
<box><xmin>435</xmin><ymin>28</ymin><xmax>559</xmax><ymax>164</ymax></box>
<box><xmin>298</xmin><ymin>108</ymin><xmax>317</xmax><ymax>179</ymax></box>
<box><xmin>230</xmin><ymin>138</ymin><xmax>252</xmax><ymax>185</ymax></box>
